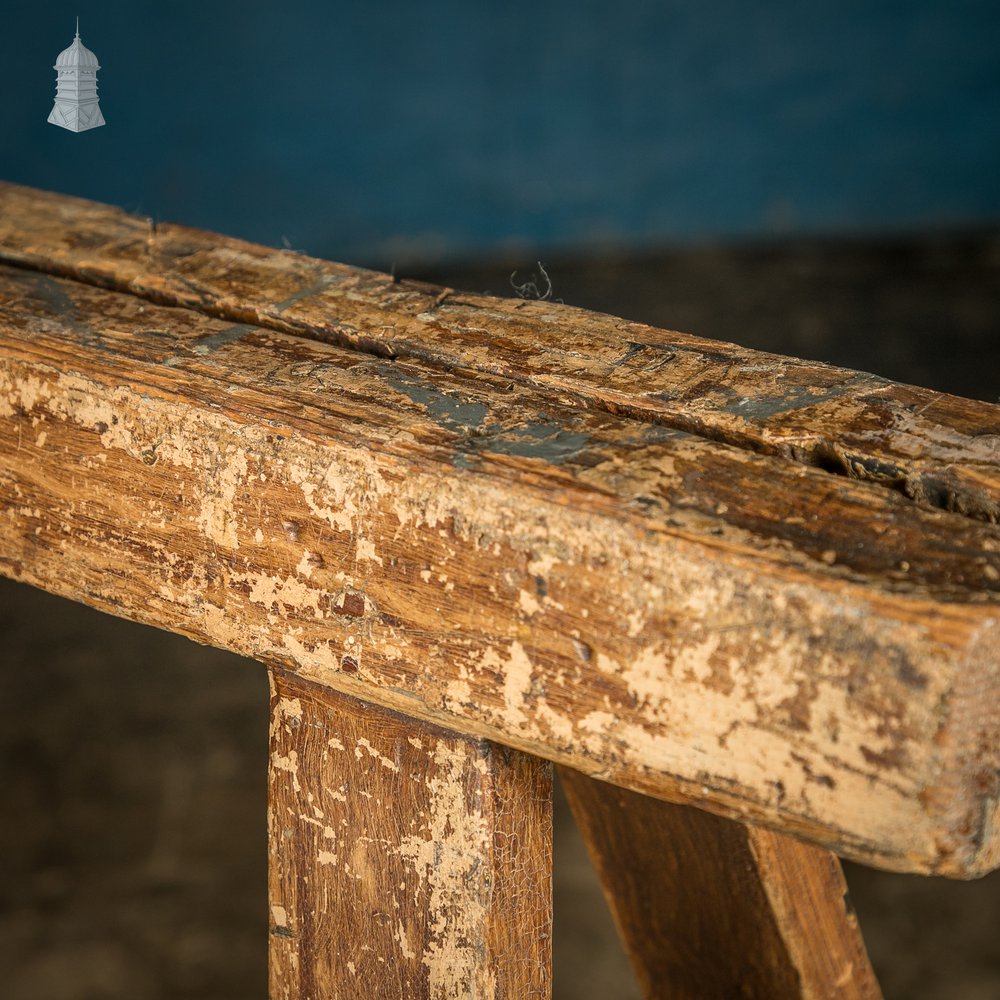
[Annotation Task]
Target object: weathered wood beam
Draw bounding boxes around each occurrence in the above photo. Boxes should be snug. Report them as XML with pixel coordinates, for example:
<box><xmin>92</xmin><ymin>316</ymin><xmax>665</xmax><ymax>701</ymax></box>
<box><xmin>0</xmin><ymin>181</ymin><xmax>997</xmax><ymax>524</ymax></box>
<box><xmin>269</xmin><ymin>668</ymin><xmax>552</xmax><ymax>999</ymax></box>
<box><xmin>0</xmin><ymin>240</ymin><xmax>997</xmax><ymax>876</ymax></box>
<box><xmin>559</xmin><ymin>766</ymin><xmax>882</xmax><ymax>1000</ymax></box>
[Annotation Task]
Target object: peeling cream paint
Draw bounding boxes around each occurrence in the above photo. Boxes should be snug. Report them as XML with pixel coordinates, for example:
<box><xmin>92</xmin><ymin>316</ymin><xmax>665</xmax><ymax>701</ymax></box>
<box><xmin>272</xmin><ymin>751</ymin><xmax>301</xmax><ymax>793</ymax></box>
<box><xmin>355</xmin><ymin>737</ymin><xmax>400</xmax><ymax>772</ymax></box>
<box><xmin>396</xmin><ymin>919</ymin><xmax>417</xmax><ymax>962</ymax></box>
<box><xmin>446</xmin><ymin>679</ymin><xmax>473</xmax><ymax>708</ymax></box>
<box><xmin>279</xmin><ymin>697</ymin><xmax>302</xmax><ymax>720</ymax></box>
<box><xmin>397</xmin><ymin>741</ymin><xmax>491</xmax><ymax>998</ymax></box>
<box><xmin>580</xmin><ymin>710</ymin><xmax>616</xmax><ymax>735</ymax></box>
<box><xmin>518</xmin><ymin>588</ymin><xmax>542</xmax><ymax>617</ymax></box>
<box><xmin>355</xmin><ymin>536</ymin><xmax>383</xmax><ymax>565</ymax></box>
<box><xmin>534</xmin><ymin>699</ymin><xmax>574</xmax><ymax>743</ymax></box>
<box><xmin>195</xmin><ymin>445</ymin><xmax>247</xmax><ymax>549</ymax></box>
<box><xmin>2</xmin><ymin>352</ymin><xmax>991</xmax><ymax>874</ymax></box>
<box><xmin>626</xmin><ymin>607</ymin><xmax>646</xmax><ymax>637</ymax></box>
<box><xmin>236</xmin><ymin>570</ymin><xmax>324</xmax><ymax>619</ymax></box>
<box><xmin>296</xmin><ymin>549</ymin><xmax>316</xmax><ymax>578</ymax></box>
<box><xmin>463</xmin><ymin>640</ymin><xmax>535</xmax><ymax>731</ymax></box>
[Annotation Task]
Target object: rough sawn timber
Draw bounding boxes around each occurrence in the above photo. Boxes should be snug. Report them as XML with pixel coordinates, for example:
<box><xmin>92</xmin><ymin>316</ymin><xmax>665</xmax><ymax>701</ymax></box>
<box><xmin>0</xmin><ymin>181</ymin><xmax>997</xmax><ymax>524</ymax></box>
<box><xmin>269</xmin><ymin>668</ymin><xmax>552</xmax><ymax>999</ymax></box>
<box><xmin>0</xmin><ymin>204</ymin><xmax>998</xmax><ymax>878</ymax></box>
<box><xmin>559</xmin><ymin>766</ymin><xmax>882</xmax><ymax>999</ymax></box>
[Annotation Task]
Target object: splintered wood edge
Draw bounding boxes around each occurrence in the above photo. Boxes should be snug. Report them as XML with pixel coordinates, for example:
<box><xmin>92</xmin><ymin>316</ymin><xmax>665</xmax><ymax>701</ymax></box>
<box><xmin>0</xmin><ymin>181</ymin><xmax>998</xmax><ymax>526</ymax></box>
<box><xmin>1</xmin><ymin>269</ymin><xmax>997</xmax><ymax>877</ymax></box>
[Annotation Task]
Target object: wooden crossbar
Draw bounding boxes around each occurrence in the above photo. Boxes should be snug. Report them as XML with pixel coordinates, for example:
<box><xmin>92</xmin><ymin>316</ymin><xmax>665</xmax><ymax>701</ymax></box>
<box><xmin>0</xmin><ymin>183</ymin><xmax>997</xmax><ymax>885</ymax></box>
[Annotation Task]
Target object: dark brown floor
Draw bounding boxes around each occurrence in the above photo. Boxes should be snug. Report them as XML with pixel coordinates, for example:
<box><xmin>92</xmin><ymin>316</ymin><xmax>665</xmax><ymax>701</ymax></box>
<box><xmin>2</xmin><ymin>231</ymin><xmax>998</xmax><ymax>998</ymax></box>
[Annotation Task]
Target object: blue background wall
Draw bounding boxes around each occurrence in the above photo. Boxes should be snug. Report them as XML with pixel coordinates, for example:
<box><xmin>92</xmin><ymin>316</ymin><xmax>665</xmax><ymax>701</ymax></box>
<box><xmin>2</xmin><ymin>1</ymin><xmax>998</xmax><ymax>265</ymax></box>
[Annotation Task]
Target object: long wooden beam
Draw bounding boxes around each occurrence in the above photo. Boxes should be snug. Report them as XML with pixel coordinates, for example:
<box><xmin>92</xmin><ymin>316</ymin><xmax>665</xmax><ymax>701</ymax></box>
<box><xmin>0</xmin><ymin>182</ymin><xmax>997</xmax><ymax>524</ymax></box>
<box><xmin>0</xmin><ymin>194</ymin><xmax>998</xmax><ymax>878</ymax></box>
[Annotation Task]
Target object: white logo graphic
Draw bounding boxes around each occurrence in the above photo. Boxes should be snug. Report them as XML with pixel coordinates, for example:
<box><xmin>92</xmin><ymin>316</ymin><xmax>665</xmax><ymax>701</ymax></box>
<box><xmin>48</xmin><ymin>18</ymin><xmax>106</xmax><ymax>132</ymax></box>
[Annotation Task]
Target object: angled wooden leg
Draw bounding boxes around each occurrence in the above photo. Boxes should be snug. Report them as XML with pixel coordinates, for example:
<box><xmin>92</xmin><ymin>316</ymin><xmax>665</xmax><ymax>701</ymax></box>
<box><xmin>268</xmin><ymin>667</ymin><xmax>553</xmax><ymax>999</ymax></box>
<box><xmin>558</xmin><ymin>767</ymin><xmax>882</xmax><ymax>1000</ymax></box>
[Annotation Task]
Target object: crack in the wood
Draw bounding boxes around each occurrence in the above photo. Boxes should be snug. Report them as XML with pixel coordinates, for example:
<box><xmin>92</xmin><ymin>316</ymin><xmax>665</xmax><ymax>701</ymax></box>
<box><xmin>0</xmin><ymin>253</ymin><xmax>995</xmax><ymax>525</ymax></box>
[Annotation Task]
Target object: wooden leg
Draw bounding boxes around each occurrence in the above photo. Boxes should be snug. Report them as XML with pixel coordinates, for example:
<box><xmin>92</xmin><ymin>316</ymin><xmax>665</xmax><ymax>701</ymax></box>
<box><xmin>558</xmin><ymin>767</ymin><xmax>882</xmax><ymax>1000</ymax></box>
<box><xmin>268</xmin><ymin>667</ymin><xmax>552</xmax><ymax>999</ymax></box>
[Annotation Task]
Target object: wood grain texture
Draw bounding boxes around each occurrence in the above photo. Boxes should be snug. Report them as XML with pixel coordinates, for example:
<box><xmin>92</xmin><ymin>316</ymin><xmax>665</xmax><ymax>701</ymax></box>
<box><xmin>0</xmin><ymin>194</ymin><xmax>998</xmax><ymax>876</ymax></box>
<box><xmin>269</xmin><ymin>667</ymin><xmax>552</xmax><ymax>999</ymax></box>
<box><xmin>559</xmin><ymin>766</ymin><xmax>882</xmax><ymax>1000</ymax></box>
<box><xmin>1</xmin><ymin>181</ymin><xmax>997</xmax><ymax>524</ymax></box>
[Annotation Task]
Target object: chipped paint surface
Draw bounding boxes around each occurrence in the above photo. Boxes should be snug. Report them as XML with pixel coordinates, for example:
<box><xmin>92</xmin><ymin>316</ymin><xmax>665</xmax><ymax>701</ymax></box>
<box><xmin>268</xmin><ymin>672</ymin><xmax>551</xmax><ymax>998</ymax></box>
<box><xmin>3</xmin><ymin>180</ymin><xmax>998</xmax><ymax>522</ymax></box>
<box><xmin>1</xmin><ymin>270</ymin><xmax>999</xmax><ymax>876</ymax></box>
<box><xmin>397</xmin><ymin>741</ymin><xmax>492</xmax><ymax>996</ymax></box>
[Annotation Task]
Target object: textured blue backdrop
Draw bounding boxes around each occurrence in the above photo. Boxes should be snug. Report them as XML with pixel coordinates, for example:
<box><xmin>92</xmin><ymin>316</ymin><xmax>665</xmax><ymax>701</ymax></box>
<box><xmin>3</xmin><ymin>1</ymin><xmax>999</xmax><ymax>265</ymax></box>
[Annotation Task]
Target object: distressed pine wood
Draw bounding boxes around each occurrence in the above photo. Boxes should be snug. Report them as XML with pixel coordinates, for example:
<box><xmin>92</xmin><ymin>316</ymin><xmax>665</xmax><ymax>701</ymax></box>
<box><xmin>269</xmin><ymin>667</ymin><xmax>552</xmax><ymax>999</ymax></box>
<box><xmin>559</xmin><ymin>766</ymin><xmax>882</xmax><ymax>1000</ymax></box>
<box><xmin>1</xmin><ymin>181</ymin><xmax>997</xmax><ymax>523</ymax></box>
<box><xmin>0</xmin><ymin>191</ymin><xmax>998</xmax><ymax>877</ymax></box>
